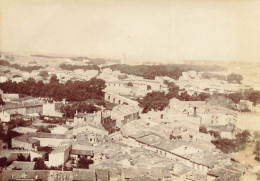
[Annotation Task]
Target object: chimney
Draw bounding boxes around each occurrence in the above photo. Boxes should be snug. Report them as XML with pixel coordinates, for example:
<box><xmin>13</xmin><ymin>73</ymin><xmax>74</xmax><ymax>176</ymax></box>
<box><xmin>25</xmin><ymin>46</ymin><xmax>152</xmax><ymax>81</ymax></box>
<box><xmin>194</xmin><ymin>106</ymin><xmax>197</xmax><ymax>115</ymax></box>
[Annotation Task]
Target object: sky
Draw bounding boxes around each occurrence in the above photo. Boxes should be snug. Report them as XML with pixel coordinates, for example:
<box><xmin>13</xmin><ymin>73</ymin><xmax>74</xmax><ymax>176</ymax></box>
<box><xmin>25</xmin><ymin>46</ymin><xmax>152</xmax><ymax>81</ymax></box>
<box><xmin>1</xmin><ymin>0</ymin><xmax>260</xmax><ymax>63</ymax></box>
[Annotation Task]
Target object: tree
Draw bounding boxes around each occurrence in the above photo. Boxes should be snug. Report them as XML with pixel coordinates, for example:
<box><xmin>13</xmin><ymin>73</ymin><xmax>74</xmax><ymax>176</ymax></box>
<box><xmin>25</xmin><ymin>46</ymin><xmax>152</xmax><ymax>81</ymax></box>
<box><xmin>227</xmin><ymin>73</ymin><xmax>243</xmax><ymax>84</ymax></box>
<box><xmin>254</xmin><ymin>141</ymin><xmax>260</xmax><ymax>162</ymax></box>
<box><xmin>0</xmin><ymin>94</ymin><xmax>5</xmax><ymax>105</ymax></box>
<box><xmin>50</xmin><ymin>75</ymin><xmax>59</xmax><ymax>84</ymax></box>
<box><xmin>39</xmin><ymin>70</ymin><xmax>49</xmax><ymax>77</ymax></box>
<box><xmin>36</xmin><ymin>126</ymin><xmax>51</xmax><ymax>133</ymax></box>
<box><xmin>0</xmin><ymin>124</ymin><xmax>5</xmax><ymax>138</ymax></box>
<box><xmin>208</xmin><ymin>130</ymin><xmax>220</xmax><ymax>138</ymax></box>
<box><xmin>179</xmin><ymin>91</ymin><xmax>191</xmax><ymax>101</ymax></box>
<box><xmin>199</xmin><ymin>126</ymin><xmax>207</xmax><ymax>134</ymax></box>
<box><xmin>117</xmin><ymin>74</ymin><xmax>128</xmax><ymax>79</ymax></box>
<box><xmin>33</xmin><ymin>157</ymin><xmax>48</xmax><ymax>170</ymax></box>
<box><xmin>127</xmin><ymin>82</ymin><xmax>133</xmax><ymax>87</ymax></box>
<box><xmin>17</xmin><ymin>154</ymin><xmax>26</xmax><ymax>161</ymax></box>
<box><xmin>77</xmin><ymin>157</ymin><xmax>94</xmax><ymax>169</ymax></box>
<box><xmin>197</xmin><ymin>92</ymin><xmax>211</xmax><ymax>101</ymax></box>
<box><xmin>0</xmin><ymin>157</ymin><xmax>8</xmax><ymax>168</ymax></box>
<box><xmin>228</xmin><ymin>92</ymin><xmax>243</xmax><ymax>104</ymax></box>
<box><xmin>138</xmin><ymin>92</ymin><xmax>170</xmax><ymax>113</ymax></box>
<box><xmin>248</xmin><ymin>91</ymin><xmax>260</xmax><ymax>106</ymax></box>
<box><xmin>3</xmin><ymin>130</ymin><xmax>21</xmax><ymax>147</ymax></box>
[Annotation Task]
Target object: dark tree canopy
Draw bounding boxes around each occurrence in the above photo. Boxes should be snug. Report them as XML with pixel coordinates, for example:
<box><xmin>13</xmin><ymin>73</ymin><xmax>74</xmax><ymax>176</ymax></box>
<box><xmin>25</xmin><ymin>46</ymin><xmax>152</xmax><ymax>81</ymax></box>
<box><xmin>77</xmin><ymin>157</ymin><xmax>94</xmax><ymax>169</ymax></box>
<box><xmin>254</xmin><ymin>141</ymin><xmax>260</xmax><ymax>162</ymax></box>
<box><xmin>0</xmin><ymin>60</ymin><xmax>43</xmax><ymax>72</ymax></box>
<box><xmin>36</xmin><ymin>126</ymin><xmax>51</xmax><ymax>133</ymax></box>
<box><xmin>0</xmin><ymin>77</ymin><xmax>106</xmax><ymax>102</ymax></box>
<box><xmin>138</xmin><ymin>92</ymin><xmax>170</xmax><ymax>113</ymax></box>
<box><xmin>59</xmin><ymin>63</ymin><xmax>100</xmax><ymax>71</ymax></box>
<box><xmin>39</xmin><ymin>70</ymin><xmax>49</xmax><ymax>77</ymax></box>
<box><xmin>104</xmin><ymin>64</ymin><xmax>224</xmax><ymax>80</ymax></box>
<box><xmin>0</xmin><ymin>94</ymin><xmax>5</xmax><ymax>105</ymax></box>
<box><xmin>61</xmin><ymin>102</ymin><xmax>100</xmax><ymax>118</ymax></box>
<box><xmin>227</xmin><ymin>73</ymin><xmax>243</xmax><ymax>84</ymax></box>
<box><xmin>33</xmin><ymin>158</ymin><xmax>48</xmax><ymax>170</ymax></box>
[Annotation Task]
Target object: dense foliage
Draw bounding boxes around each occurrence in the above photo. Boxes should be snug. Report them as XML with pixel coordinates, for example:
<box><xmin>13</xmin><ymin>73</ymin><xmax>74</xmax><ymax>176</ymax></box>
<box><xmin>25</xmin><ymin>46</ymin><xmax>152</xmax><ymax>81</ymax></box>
<box><xmin>59</xmin><ymin>63</ymin><xmax>100</xmax><ymax>71</ymax></box>
<box><xmin>0</xmin><ymin>76</ymin><xmax>106</xmax><ymax>101</ymax></box>
<box><xmin>0</xmin><ymin>94</ymin><xmax>5</xmax><ymax>105</ymax></box>
<box><xmin>202</xmin><ymin>72</ymin><xmax>243</xmax><ymax>84</ymax></box>
<box><xmin>0</xmin><ymin>60</ymin><xmax>43</xmax><ymax>72</ymax></box>
<box><xmin>3</xmin><ymin>130</ymin><xmax>21</xmax><ymax>147</ymax></box>
<box><xmin>0</xmin><ymin>157</ymin><xmax>12</xmax><ymax>168</ymax></box>
<box><xmin>138</xmin><ymin>81</ymin><xmax>211</xmax><ymax>113</ymax></box>
<box><xmin>254</xmin><ymin>141</ymin><xmax>260</xmax><ymax>161</ymax></box>
<box><xmin>61</xmin><ymin>102</ymin><xmax>100</xmax><ymax>118</ymax></box>
<box><xmin>39</xmin><ymin>70</ymin><xmax>49</xmax><ymax>77</ymax></box>
<box><xmin>211</xmin><ymin>130</ymin><xmax>250</xmax><ymax>153</ymax></box>
<box><xmin>36</xmin><ymin>126</ymin><xmax>51</xmax><ymax>133</ymax></box>
<box><xmin>227</xmin><ymin>73</ymin><xmax>243</xmax><ymax>84</ymax></box>
<box><xmin>33</xmin><ymin>158</ymin><xmax>48</xmax><ymax>170</ymax></box>
<box><xmin>105</xmin><ymin>64</ymin><xmax>224</xmax><ymax>80</ymax></box>
<box><xmin>77</xmin><ymin>157</ymin><xmax>94</xmax><ymax>169</ymax></box>
<box><xmin>138</xmin><ymin>92</ymin><xmax>170</xmax><ymax>113</ymax></box>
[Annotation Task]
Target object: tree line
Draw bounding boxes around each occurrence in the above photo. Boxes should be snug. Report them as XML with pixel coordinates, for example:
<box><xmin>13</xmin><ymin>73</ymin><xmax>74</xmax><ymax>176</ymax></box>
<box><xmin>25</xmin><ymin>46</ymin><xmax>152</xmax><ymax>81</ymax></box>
<box><xmin>138</xmin><ymin>81</ymin><xmax>211</xmax><ymax>113</ymax></box>
<box><xmin>0</xmin><ymin>76</ymin><xmax>106</xmax><ymax>101</ymax></box>
<box><xmin>202</xmin><ymin>72</ymin><xmax>243</xmax><ymax>84</ymax></box>
<box><xmin>59</xmin><ymin>63</ymin><xmax>100</xmax><ymax>71</ymax></box>
<box><xmin>0</xmin><ymin>60</ymin><xmax>43</xmax><ymax>72</ymax></box>
<box><xmin>105</xmin><ymin>64</ymin><xmax>224</xmax><ymax>80</ymax></box>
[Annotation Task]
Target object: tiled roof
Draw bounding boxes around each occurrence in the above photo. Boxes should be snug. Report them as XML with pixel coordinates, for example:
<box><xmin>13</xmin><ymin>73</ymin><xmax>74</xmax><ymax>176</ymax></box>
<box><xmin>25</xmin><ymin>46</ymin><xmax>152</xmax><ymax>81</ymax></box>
<box><xmin>13</xmin><ymin>134</ymin><xmax>39</xmax><ymax>144</ymax></box>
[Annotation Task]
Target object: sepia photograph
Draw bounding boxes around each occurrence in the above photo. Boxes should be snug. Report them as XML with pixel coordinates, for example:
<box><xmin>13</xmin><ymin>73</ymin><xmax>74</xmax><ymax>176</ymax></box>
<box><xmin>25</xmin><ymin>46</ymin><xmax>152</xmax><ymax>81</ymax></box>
<box><xmin>0</xmin><ymin>0</ymin><xmax>260</xmax><ymax>180</ymax></box>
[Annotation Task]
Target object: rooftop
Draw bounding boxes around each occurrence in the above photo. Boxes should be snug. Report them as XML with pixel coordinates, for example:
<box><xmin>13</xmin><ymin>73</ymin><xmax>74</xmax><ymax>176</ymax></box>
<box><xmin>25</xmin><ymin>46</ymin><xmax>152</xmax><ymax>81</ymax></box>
<box><xmin>7</xmin><ymin>161</ymin><xmax>35</xmax><ymax>170</ymax></box>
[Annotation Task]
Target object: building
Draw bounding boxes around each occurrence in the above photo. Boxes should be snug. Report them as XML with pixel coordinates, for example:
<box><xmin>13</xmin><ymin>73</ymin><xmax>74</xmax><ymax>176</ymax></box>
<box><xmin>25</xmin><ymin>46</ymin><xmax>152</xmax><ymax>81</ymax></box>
<box><xmin>48</xmin><ymin>144</ymin><xmax>72</xmax><ymax>167</ymax></box>
<box><xmin>71</xmin><ymin>148</ymin><xmax>94</xmax><ymax>163</ymax></box>
<box><xmin>74</xmin><ymin>111</ymin><xmax>102</xmax><ymax>127</ymax></box>
<box><xmin>1</xmin><ymin>93</ymin><xmax>19</xmax><ymax>102</ymax></box>
<box><xmin>0</xmin><ymin>102</ymin><xmax>43</xmax><ymax>119</ymax></box>
<box><xmin>42</xmin><ymin>102</ymin><xmax>63</xmax><ymax>117</ymax></box>
<box><xmin>12</xmin><ymin>134</ymin><xmax>40</xmax><ymax>150</ymax></box>
<box><xmin>105</xmin><ymin>92</ymin><xmax>139</xmax><ymax>106</ymax></box>
<box><xmin>110</xmin><ymin>105</ymin><xmax>139</xmax><ymax>128</ymax></box>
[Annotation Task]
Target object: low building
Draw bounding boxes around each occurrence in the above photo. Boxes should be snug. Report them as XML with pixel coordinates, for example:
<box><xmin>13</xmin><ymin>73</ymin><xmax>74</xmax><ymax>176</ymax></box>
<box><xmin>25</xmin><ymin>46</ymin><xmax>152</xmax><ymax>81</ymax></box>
<box><xmin>12</xmin><ymin>134</ymin><xmax>40</xmax><ymax>150</ymax></box>
<box><xmin>1</xmin><ymin>93</ymin><xmax>19</xmax><ymax>102</ymax></box>
<box><xmin>42</xmin><ymin>102</ymin><xmax>63</xmax><ymax>117</ymax></box>
<box><xmin>74</xmin><ymin>111</ymin><xmax>102</xmax><ymax>127</ymax></box>
<box><xmin>71</xmin><ymin>148</ymin><xmax>94</xmax><ymax>163</ymax></box>
<box><xmin>48</xmin><ymin>144</ymin><xmax>72</xmax><ymax>167</ymax></box>
<box><xmin>110</xmin><ymin>105</ymin><xmax>139</xmax><ymax>128</ymax></box>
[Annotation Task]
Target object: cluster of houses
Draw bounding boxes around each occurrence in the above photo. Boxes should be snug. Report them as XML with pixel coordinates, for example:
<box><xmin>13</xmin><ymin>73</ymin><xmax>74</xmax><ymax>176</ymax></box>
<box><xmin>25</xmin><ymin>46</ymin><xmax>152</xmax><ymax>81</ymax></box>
<box><xmin>174</xmin><ymin>71</ymin><xmax>247</xmax><ymax>95</ymax></box>
<box><xmin>0</xmin><ymin>60</ymin><xmax>258</xmax><ymax>180</ymax></box>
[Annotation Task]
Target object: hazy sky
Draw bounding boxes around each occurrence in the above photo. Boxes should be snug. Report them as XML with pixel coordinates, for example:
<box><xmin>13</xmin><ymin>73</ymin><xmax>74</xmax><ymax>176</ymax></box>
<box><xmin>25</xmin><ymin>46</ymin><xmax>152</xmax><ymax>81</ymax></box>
<box><xmin>1</xmin><ymin>0</ymin><xmax>260</xmax><ymax>63</ymax></box>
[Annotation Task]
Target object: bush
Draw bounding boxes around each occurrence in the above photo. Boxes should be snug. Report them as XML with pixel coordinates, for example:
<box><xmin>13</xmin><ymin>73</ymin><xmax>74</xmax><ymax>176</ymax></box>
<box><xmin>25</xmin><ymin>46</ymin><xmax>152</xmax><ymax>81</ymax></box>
<box><xmin>36</xmin><ymin>126</ymin><xmax>51</xmax><ymax>133</ymax></box>
<box><xmin>199</xmin><ymin>126</ymin><xmax>207</xmax><ymax>134</ymax></box>
<box><xmin>77</xmin><ymin>157</ymin><xmax>94</xmax><ymax>169</ymax></box>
